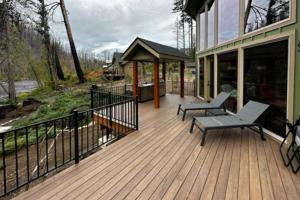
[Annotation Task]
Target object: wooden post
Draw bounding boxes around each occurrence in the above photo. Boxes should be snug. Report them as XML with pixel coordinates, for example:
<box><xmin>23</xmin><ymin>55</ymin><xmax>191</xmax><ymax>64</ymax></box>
<box><xmin>180</xmin><ymin>61</ymin><xmax>185</xmax><ymax>98</ymax></box>
<box><xmin>133</xmin><ymin>61</ymin><xmax>138</xmax><ymax>96</ymax></box>
<box><xmin>153</xmin><ymin>58</ymin><xmax>160</xmax><ymax>108</ymax></box>
<box><xmin>162</xmin><ymin>62</ymin><xmax>166</xmax><ymax>81</ymax></box>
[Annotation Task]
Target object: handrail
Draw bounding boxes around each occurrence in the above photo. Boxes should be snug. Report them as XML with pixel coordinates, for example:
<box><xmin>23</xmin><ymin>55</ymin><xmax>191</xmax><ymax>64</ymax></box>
<box><xmin>0</xmin><ymin>88</ymin><xmax>138</xmax><ymax>198</ymax></box>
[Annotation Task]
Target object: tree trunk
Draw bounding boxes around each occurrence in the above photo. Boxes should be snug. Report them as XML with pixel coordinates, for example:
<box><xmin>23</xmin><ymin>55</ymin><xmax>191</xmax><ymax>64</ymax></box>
<box><xmin>244</xmin><ymin>0</ymin><xmax>253</xmax><ymax>30</ymax></box>
<box><xmin>266</xmin><ymin>0</ymin><xmax>276</xmax><ymax>25</ymax></box>
<box><xmin>60</xmin><ymin>0</ymin><xmax>85</xmax><ymax>83</ymax></box>
<box><xmin>40</xmin><ymin>0</ymin><xmax>57</xmax><ymax>89</ymax></box>
<box><xmin>53</xmin><ymin>46</ymin><xmax>65</xmax><ymax>80</ymax></box>
<box><xmin>3</xmin><ymin>0</ymin><xmax>17</xmax><ymax>104</ymax></box>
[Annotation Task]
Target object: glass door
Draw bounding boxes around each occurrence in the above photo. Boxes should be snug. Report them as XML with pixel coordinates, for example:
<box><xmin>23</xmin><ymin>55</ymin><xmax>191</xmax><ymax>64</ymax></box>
<box><xmin>218</xmin><ymin>51</ymin><xmax>238</xmax><ymax>113</ymax></box>
<box><xmin>207</xmin><ymin>56</ymin><xmax>215</xmax><ymax>99</ymax></box>
<box><xmin>244</xmin><ymin>40</ymin><xmax>288</xmax><ymax>137</ymax></box>
<box><xmin>199</xmin><ymin>58</ymin><xmax>205</xmax><ymax>98</ymax></box>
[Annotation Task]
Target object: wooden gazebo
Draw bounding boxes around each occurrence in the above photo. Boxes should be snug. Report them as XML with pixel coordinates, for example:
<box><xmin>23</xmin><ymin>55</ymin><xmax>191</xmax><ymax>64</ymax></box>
<box><xmin>122</xmin><ymin>38</ymin><xmax>190</xmax><ymax>109</ymax></box>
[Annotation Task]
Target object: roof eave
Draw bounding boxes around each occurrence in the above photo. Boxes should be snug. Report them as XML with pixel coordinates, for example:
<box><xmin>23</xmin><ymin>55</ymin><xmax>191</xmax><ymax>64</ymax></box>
<box><xmin>184</xmin><ymin>0</ymin><xmax>205</xmax><ymax>18</ymax></box>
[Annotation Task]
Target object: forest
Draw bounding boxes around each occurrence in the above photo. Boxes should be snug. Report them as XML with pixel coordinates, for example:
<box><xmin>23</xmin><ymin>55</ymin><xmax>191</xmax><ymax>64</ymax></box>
<box><xmin>0</xmin><ymin>0</ymin><xmax>106</xmax><ymax>105</ymax></box>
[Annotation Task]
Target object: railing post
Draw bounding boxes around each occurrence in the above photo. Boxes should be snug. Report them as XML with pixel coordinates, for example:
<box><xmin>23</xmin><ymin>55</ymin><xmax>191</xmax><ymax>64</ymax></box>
<box><xmin>135</xmin><ymin>95</ymin><xmax>139</xmax><ymax>130</ymax></box>
<box><xmin>73</xmin><ymin>110</ymin><xmax>80</xmax><ymax>164</ymax></box>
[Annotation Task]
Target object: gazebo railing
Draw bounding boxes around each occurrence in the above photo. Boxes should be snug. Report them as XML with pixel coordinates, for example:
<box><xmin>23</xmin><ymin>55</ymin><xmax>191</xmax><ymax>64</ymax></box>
<box><xmin>166</xmin><ymin>80</ymin><xmax>196</xmax><ymax>97</ymax></box>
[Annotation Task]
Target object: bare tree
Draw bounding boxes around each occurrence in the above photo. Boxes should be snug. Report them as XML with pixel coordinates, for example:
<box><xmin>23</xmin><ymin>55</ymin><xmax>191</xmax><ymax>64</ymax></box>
<box><xmin>38</xmin><ymin>0</ymin><xmax>58</xmax><ymax>89</ymax></box>
<box><xmin>59</xmin><ymin>0</ymin><xmax>85</xmax><ymax>83</ymax></box>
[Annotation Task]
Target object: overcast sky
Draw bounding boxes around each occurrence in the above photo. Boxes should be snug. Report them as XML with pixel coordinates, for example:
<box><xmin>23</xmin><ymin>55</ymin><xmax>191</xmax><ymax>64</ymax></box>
<box><xmin>50</xmin><ymin>0</ymin><xmax>178</xmax><ymax>56</ymax></box>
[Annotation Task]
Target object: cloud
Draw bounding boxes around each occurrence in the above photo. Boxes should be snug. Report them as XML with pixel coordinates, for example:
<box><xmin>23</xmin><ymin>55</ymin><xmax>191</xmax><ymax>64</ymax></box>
<box><xmin>50</xmin><ymin>0</ymin><xmax>177</xmax><ymax>56</ymax></box>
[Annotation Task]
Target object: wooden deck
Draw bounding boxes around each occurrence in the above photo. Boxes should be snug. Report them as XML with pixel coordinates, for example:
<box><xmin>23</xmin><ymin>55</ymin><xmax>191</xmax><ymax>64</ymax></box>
<box><xmin>14</xmin><ymin>95</ymin><xmax>300</xmax><ymax>200</ymax></box>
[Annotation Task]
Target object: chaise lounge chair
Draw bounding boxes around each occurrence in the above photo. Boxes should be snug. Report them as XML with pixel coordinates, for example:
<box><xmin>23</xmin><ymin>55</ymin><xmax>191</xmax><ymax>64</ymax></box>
<box><xmin>190</xmin><ymin>101</ymin><xmax>269</xmax><ymax>146</ymax></box>
<box><xmin>177</xmin><ymin>92</ymin><xmax>231</xmax><ymax>121</ymax></box>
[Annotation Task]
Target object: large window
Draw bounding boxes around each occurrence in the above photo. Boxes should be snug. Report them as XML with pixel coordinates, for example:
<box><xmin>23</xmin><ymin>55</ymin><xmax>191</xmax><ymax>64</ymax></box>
<box><xmin>218</xmin><ymin>0</ymin><xmax>239</xmax><ymax>44</ymax></box>
<box><xmin>245</xmin><ymin>0</ymin><xmax>290</xmax><ymax>33</ymax></box>
<box><xmin>199</xmin><ymin>58</ymin><xmax>205</xmax><ymax>97</ymax></box>
<box><xmin>207</xmin><ymin>2</ymin><xmax>215</xmax><ymax>48</ymax></box>
<box><xmin>218</xmin><ymin>52</ymin><xmax>238</xmax><ymax>113</ymax></box>
<box><xmin>244</xmin><ymin>40</ymin><xmax>288</xmax><ymax>137</ymax></box>
<box><xmin>199</xmin><ymin>12</ymin><xmax>206</xmax><ymax>51</ymax></box>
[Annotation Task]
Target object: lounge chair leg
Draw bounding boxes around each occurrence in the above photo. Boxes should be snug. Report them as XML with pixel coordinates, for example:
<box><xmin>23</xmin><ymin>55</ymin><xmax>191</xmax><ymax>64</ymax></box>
<box><xmin>182</xmin><ymin>110</ymin><xmax>186</xmax><ymax>121</ymax></box>
<box><xmin>288</xmin><ymin>146</ymin><xmax>300</xmax><ymax>173</ymax></box>
<box><xmin>177</xmin><ymin>104</ymin><xmax>181</xmax><ymax>115</ymax></box>
<box><xmin>190</xmin><ymin>118</ymin><xmax>195</xmax><ymax>133</ymax></box>
<box><xmin>259</xmin><ymin>126</ymin><xmax>266</xmax><ymax>141</ymax></box>
<box><xmin>201</xmin><ymin>129</ymin><xmax>207</xmax><ymax>146</ymax></box>
<box><xmin>279</xmin><ymin>131</ymin><xmax>292</xmax><ymax>167</ymax></box>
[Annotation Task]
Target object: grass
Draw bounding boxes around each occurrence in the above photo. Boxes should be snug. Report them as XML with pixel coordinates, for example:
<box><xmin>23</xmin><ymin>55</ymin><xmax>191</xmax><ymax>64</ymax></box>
<box><xmin>0</xmin><ymin>87</ymin><xmax>91</xmax><ymax>155</ymax></box>
<box><xmin>12</xmin><ymin>90</ymin><xmax>90</xmax><ymax>129</ymax></box>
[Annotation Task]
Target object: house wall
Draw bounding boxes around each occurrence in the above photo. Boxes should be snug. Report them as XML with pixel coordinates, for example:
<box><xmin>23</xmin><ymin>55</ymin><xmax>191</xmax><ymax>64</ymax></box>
<box><xmin>294</xmin><ymin>1</ymin><xmax>300</xmax><ymax>120</ymax></box>
<box><xmin>193</xmin><ymin>0</ymin><xmax>299</xmax><ymax>138</ymax></box>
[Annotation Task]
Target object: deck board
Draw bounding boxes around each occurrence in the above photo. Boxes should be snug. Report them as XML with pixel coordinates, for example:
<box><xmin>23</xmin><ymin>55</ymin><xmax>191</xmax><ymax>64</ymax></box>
<box><xmin>13</xmin><ymin>95</ymin><xmax>300</xmax><ymax>200</ymax></box>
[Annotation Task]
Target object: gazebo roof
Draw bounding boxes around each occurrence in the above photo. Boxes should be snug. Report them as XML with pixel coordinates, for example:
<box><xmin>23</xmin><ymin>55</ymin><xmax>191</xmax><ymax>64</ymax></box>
<box><xmin>122</xmin><ymin>37</ymin><xmax>190</xmax><ymax>62</ymax></box>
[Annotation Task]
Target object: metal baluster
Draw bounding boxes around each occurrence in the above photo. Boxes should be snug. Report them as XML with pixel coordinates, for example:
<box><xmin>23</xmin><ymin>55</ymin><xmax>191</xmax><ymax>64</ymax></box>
<box><xmin>97</xmin><ymin>108</ymin><xmax>100</xmax><ymax>147</ymax></box>
<box><xmin>69</xmin><ymin>116</ymin><xmax>72</xmax><ymax>161</ymax></box>
<box><xmin>36</xmin><ymin>125</ymin><xmax>40</xmax><ymax>177</ymax></box>
<box><xmin>14</xmin><ymin>130</ymin><xmax>19</xmax><ymax>188</ymax></box>
<box><xmin>54</xmin><ymin>121</ymin><xmax>57</xmax><ymax>169</ymax></box>
<box><xmin>80</xmin><ymin>113</ymin><xmax>83</xmax><ymax>154</ymax></box>
<box><xmin>25</xmin><ymin>128</ymin><xmax>30</xmax><ymax>183</ymax></box>
<box><xmin>92</xmin><ymin>109</ymin><xmax>95</xmax><ymax>149</ymax></box>
<box><xmin>45</xmin><ymin>122</ymin><xmax>49</xmax><ymax>172</ymax></box>
<box><xmin>61</xmin><ymin>118</ymin><xmax>65</xmax><ymax>164</ymax></box>
<box><xmin>73</xmin><ymin>111</ymin><xmax>79</xmax><ymax>164</ymax></box>
<box><xmin>2</xmin><ymin>134</ymin><xmax>7</xmax><ymax>194</ymax></box>
<box><xmin>86</xmin><ymin>111</ymin><xmax>89</xmax><ymax>151</ymax></box>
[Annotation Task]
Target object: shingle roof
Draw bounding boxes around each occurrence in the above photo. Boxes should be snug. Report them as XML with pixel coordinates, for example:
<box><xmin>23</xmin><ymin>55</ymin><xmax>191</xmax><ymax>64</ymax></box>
<box><xmin>138</xmin><ymin>38</ymin><xmax>189</xmax><ymax>59</ymax></box>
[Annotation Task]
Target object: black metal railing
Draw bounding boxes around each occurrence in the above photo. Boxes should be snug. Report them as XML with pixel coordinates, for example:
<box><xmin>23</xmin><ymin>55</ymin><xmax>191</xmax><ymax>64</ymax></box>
<box><xmin>166</xmin><ymin>80</ymin><xmax>196</xmax><ymax>97</ymax></box>
<box><xmin>0</xmin><ymin>90</ymin><xmax>138</xmax><ymax>198</ymax></box>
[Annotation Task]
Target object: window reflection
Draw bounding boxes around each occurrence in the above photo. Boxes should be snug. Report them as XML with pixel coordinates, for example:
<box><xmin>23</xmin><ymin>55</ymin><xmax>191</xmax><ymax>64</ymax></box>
<box><xmin>244</xmin><ymin>40</ymin><xmax>288</xmax><ymax>137</ymax></box>
<box><xmin>199</xmin><ymin>12</ymin><xmax>205</xmax><ymax>51</ymax></box>
<box><xmin>208</xmin><ymin>2</ymin><xmax>215</xmax><ymax>48</ymax></box>
<box><xmin>245</xmin><ymin>0</ymin><xmax>290</xmax><ymax>33</ymax></box>
<box><xmin>199</xmin><ymin>58</ymin><xmax>205</xmax><ymax>97</ymax></box>
<box><xmin>218</xmin><ymin>0</ymin><xmax>239</xmax><ymax>43</ymax></box>
<box><xmin>218</xmin><ymin>52</ymin><xmax>238</xmax><ymax>113</ymax></box>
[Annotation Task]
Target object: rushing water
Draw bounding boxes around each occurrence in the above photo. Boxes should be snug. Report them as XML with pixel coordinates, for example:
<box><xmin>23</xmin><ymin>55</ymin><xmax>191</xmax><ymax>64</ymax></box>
<box><xmin>0</xmin><ymin>81</ymin><xmax>38</xmax><ymax>99</ymax></box>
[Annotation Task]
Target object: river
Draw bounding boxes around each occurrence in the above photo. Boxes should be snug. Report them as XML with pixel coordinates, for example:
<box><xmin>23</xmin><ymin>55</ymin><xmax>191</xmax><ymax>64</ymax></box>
<box><xmin>0</xmin><ymin>80</ymin><xmax>38</xmax><ymax>99</ymax></box>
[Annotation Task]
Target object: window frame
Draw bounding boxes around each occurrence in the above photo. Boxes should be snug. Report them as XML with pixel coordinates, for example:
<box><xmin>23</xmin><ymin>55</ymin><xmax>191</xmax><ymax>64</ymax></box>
<box><xmin>195</xmin><ymin>0</ymin><xmax>296</xmax><ymax>53</ymax></box>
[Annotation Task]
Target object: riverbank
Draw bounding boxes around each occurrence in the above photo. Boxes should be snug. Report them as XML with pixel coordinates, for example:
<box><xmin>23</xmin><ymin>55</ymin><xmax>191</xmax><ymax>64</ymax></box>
<box><xmin>0</xmin><ymin>81</ymin><xmax>38</xmax><ymax>100</ymax></box>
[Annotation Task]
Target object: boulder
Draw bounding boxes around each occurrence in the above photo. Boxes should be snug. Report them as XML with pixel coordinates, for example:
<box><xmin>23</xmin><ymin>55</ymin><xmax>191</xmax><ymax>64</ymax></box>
<box><xmin>23</xmin><ymin>97</ymin><xmax>41</xmax><ymax>108</ymax></box>
<box><xmin>0</xmin><ymin>104</ymin><xmax>17</xmax><ymax>119</ymax></box>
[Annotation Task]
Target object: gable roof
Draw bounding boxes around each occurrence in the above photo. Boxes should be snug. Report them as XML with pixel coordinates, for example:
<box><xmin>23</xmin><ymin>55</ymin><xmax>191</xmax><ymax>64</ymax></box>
<box><xmin>122</xmin><ymin>37</ymin><xmax>190</xmax><ymax>62</ymax></box>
